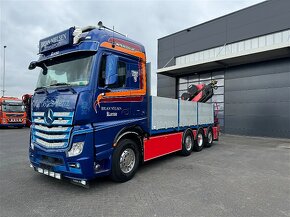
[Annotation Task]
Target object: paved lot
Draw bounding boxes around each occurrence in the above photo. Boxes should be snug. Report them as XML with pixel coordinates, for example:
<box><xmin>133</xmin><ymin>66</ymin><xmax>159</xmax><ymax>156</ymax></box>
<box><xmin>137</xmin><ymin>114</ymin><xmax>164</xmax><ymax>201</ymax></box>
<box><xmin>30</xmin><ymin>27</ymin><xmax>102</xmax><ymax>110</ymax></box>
<box><xmin>0</xmin><ymin>128</ymin><xmax>289</xmax><ymax>217</ymax></box>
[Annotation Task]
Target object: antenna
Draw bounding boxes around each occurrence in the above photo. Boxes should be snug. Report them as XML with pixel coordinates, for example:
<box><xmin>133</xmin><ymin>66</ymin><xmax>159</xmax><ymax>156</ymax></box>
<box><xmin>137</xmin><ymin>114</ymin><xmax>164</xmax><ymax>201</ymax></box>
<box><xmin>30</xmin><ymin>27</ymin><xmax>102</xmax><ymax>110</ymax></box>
<box><xmin>97</xmin><ymin>21</ymin><xmax>127</xmax><ymax>37</ymax></box>
<box><xmin>112</xmin><ymin>26</ymin><xmax>115</xmax><ymax>48</ymax></box>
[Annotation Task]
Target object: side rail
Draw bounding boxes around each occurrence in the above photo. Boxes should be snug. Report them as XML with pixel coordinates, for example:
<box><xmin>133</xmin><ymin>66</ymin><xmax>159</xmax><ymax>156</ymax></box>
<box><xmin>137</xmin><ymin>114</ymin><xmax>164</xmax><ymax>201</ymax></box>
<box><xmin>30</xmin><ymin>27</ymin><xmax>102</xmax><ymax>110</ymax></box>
<box><xmin>150</xmin><ymin>96</ymin><xmax>214</xmax><ymax>133</ymax></box>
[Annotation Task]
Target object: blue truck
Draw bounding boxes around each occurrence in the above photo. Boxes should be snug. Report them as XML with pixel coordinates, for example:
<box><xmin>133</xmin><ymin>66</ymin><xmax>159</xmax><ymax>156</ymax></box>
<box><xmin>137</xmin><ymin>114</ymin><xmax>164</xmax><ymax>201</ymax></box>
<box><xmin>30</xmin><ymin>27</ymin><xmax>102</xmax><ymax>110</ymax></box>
<box><xmin>28</xmin><ymin>22</ymin><xmax>220</xmax><ymax>187</ymax></box>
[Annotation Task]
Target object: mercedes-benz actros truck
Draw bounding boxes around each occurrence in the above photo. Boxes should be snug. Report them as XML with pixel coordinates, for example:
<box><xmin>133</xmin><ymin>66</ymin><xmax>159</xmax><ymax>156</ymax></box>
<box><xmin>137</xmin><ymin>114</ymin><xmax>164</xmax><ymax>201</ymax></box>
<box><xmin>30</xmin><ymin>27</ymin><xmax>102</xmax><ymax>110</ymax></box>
<box><xmin>28</xmin><ymin>22</ymin><xmax>220</xmax><ymax>187</ymax></box>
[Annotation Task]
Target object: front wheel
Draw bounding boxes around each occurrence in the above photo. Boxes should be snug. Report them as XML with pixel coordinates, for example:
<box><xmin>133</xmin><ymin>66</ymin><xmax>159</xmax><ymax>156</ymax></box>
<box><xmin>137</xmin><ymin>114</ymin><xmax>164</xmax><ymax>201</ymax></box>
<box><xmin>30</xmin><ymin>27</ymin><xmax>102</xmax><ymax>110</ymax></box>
<box><xmin>110</xmin><ymin>139</ymin><xmax>139</xmax><ymax>182</ymax></box>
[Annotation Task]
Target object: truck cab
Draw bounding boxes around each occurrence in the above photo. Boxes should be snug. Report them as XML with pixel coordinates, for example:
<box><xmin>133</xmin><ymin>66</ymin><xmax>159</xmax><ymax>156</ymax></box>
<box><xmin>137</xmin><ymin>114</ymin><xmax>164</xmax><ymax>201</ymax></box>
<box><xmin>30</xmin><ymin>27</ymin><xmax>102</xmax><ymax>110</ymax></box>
<box><xmin>0</xmin><ymin>97</ymin><xmax>27</xmax><ymax>127</ymax></box>
<box><xmin>29</xmin><ymin>24</ymin><xmax>219</xmax><ymax>186</ymax></box>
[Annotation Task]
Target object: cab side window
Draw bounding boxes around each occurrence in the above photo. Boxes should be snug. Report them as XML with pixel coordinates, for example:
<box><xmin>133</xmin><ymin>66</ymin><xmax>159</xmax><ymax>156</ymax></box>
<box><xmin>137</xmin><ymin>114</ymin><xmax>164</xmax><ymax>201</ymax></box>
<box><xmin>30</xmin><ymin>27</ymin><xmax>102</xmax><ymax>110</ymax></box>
<box><xmin>112</xmin><ymin>61</ymin><xmax>126</xmax><ymax>88</ymax></box>
<box><xmin>98</xmin><ymin>55</ymin><xmax>127</xmax><ymax>89</ymax></box>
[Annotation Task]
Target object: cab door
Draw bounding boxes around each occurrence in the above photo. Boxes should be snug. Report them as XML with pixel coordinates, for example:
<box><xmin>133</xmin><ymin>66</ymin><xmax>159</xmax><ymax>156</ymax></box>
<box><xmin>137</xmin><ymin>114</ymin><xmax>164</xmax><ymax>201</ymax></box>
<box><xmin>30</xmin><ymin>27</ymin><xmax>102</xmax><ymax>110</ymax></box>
<box><xmin>96</xmin><ymin>53</ymin><xmax>141</xmax><ymax>122</ymax></box>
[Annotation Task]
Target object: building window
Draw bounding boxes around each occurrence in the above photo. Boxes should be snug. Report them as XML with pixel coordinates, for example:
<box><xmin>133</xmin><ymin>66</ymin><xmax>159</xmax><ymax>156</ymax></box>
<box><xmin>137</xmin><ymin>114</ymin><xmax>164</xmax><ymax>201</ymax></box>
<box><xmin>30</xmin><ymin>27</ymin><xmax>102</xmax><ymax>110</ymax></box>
<box><xmin>259</xmin><ymin>36</ymin><xmax>266</xmax><ymax>47</ymax></box>
<box><xmin>274</xmin><ymin>32</ymin><xmax>282</xmax><ymax>44</ymax></box>
<box><xmin>245</xmin><ymin>39</ymin><xmax>251</xmax><ymax>50</ymax></box>
<box><xmin>210</xmin><ymin>48</ymin><xmax>215</xmax><ymax>58</ymax></box>
<box><xmin>175</xmin><ymin>29</ymin><xmax>290</xmax><ymax>67</ymax></box>
<box><xmin>266</xmin><ymin>34</ymin><xmax>274</xmax><ymax>46</ymax></box>
<box><xmin>282</xmin><ymin>30</ymin><xmax>290</xmax><ymax>42</ymax></box>
<box><xmin>178</xmin><ymin>82</ymin><xmax>188</xmax><ymax>91</ymax></box>
<box><xmin>238</xmin><ymin>41</ymin><xmax>245</xmax><ymax>52</ymax></box>
<box><xmin>252</xmin><ymin>38</ymin><xmax>259</xmax><ymax>49</ymax></box>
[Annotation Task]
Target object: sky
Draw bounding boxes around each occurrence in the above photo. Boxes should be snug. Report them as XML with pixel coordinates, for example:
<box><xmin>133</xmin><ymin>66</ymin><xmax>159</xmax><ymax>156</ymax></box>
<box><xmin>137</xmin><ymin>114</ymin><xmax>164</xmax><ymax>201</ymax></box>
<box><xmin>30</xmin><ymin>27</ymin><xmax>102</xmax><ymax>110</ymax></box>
<box><xmin>0</xmin><ymin>0</ymin><xmax>264</xmax><ymax>98</ymax></box>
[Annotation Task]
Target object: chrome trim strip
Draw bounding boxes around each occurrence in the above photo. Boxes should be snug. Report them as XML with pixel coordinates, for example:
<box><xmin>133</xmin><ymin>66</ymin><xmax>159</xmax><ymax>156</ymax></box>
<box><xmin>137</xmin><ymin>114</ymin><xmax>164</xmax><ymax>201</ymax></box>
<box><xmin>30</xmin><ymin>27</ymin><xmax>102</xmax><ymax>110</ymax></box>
<box><xmin>34</xmin><ymin>124</ymin><xmax>70</xmax><ymax>132</ymax></box>
<box><xmin>35</xmin><ymin>131</ymin><xmax>68</xmax><ymax>140</ymax></box>
<box><xmin>53</xmin><ymin>112</ymin><xmax>74</xmax><ymax>117</ymax></box>
<box><xmin>35</xmin><ymin>138</ymin><xmax>66</xmax><ymax>148</ymax></box>
<box><xmin>32</xmin><ymin>112</ymin><xmax>45</xmax><ymax>117</ymax></box>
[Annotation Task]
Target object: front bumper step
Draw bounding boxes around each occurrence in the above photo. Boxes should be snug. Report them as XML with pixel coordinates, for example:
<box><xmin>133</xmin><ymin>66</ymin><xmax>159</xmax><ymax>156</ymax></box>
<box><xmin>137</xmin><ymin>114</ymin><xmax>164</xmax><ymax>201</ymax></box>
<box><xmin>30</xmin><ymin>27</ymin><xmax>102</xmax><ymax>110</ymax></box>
<box><xmin>30</xmin><ymin>164</ymin><xmax>89</xmax><ymax>188</ymax></box>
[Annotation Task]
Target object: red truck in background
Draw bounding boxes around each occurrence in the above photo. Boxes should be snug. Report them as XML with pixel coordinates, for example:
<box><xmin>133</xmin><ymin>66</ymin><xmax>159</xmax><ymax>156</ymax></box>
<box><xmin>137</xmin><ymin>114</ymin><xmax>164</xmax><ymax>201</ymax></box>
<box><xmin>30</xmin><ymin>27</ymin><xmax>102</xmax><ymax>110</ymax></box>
<box><xmin>0</xmin><ymin>97</ymin><xmax>27</xmax><ymax>127</ymax></box>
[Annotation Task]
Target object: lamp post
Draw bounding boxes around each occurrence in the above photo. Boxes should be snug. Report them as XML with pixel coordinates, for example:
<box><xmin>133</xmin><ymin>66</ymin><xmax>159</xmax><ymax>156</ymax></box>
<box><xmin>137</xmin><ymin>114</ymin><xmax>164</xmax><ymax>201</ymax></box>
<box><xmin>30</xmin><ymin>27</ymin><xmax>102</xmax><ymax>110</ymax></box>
<box><xmin>2</xmin><ymin>45</ymin><xmax>7</xmax><ymax>97</ymax></box>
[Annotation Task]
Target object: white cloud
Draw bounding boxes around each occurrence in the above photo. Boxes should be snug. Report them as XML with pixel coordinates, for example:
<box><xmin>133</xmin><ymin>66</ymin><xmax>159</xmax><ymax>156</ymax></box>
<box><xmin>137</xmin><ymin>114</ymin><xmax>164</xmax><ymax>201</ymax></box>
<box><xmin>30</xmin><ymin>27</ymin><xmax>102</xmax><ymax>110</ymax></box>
<box><xmin>0</xmin><ymin>0</ymin><xmax>263</xmax><ymax>97</ymax></box>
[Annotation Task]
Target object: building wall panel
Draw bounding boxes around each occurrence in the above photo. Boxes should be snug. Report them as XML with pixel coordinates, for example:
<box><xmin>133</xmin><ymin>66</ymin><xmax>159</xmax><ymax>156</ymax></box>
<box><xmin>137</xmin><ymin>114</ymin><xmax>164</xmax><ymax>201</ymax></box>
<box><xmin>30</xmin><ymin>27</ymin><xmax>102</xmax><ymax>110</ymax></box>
<box><xmin>225</xmin><ymin>58</ymin><xmax>290</xmax><ymax>138</ymax></box>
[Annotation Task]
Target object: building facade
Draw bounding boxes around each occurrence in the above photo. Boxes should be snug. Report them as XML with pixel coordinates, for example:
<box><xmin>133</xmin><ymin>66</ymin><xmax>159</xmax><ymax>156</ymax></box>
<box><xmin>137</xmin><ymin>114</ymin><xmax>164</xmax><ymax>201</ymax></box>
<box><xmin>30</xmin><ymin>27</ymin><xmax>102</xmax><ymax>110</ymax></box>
<box><xmin>157</xmin><ymin>0</ymin><xmax>290</xmax><ymax>138</ymax></box>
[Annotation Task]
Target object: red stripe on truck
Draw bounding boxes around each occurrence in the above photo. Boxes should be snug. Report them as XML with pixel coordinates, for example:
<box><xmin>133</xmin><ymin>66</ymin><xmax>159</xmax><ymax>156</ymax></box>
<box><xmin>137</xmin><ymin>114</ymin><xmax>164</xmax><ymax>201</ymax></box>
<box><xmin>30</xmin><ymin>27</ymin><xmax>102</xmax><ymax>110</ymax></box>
<box><xmin>143</xmin><ymin>132</ymin><xmax>183</xmax><ymax>161</ymax></box>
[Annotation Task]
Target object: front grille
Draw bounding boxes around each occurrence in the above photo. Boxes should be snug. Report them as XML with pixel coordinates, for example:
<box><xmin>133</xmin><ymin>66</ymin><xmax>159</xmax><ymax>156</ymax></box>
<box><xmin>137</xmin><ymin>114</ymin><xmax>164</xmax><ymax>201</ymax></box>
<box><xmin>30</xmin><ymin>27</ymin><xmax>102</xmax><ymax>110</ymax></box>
<box><xmin>8</xmin><ymin>118</ymin><xmax>23</xmax><ymax>123</ymax></box>
<box><xmin>6</xmin><ymin>114</ymin><xmax>23</xmax><ymax>117</ymax></box>
<box><xmin>31</xmin><ymin>111</ymin><xmax>74</xmax><ymax>149</ymax></box>
<box><xmin>6</xmin><ymin>114</ymin><xmax>23</xmax><ymax>123</ymax></box>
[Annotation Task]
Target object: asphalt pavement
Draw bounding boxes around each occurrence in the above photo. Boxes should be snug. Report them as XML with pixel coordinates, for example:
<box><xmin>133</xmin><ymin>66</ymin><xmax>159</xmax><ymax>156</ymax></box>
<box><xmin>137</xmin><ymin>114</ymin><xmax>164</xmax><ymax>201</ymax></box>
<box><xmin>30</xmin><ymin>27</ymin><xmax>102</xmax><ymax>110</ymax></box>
<box><xmin>0</xmin><ymin>128</ymin><xmax>289</xmax><ymax>217</ymax></box>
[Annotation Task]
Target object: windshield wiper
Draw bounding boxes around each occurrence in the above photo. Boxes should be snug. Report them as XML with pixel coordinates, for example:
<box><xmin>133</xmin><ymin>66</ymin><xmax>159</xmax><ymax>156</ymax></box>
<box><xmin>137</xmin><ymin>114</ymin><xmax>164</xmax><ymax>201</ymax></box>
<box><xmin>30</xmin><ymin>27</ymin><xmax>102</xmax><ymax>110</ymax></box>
<box><xmin>49</xmin><ymin>83</ymin><xmax>76</xmax><ymax>94</ymax></box>
<box><xmin>49</xmin><ymin>82</ymin><xmax>71</xmax><ymax>87</ymax></box>
<box><xmin>34</xmin><ymin>86</ymin><xmax>48</xmax><ymax>94</ymax></box>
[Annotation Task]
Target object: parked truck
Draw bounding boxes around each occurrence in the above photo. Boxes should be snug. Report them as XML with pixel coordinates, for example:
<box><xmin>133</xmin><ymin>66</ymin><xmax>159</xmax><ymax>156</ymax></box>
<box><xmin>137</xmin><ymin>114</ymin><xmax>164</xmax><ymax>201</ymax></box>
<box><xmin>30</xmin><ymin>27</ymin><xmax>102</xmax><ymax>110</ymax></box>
<box><xmin>0</xmin><ymin>97</ymin><xmax>27</xmax><ymax>127</ymax></box>
<box><xmin>28</xmin><ymin>22</ymin><xmax>220</xmax><ymax>186</ymax></box>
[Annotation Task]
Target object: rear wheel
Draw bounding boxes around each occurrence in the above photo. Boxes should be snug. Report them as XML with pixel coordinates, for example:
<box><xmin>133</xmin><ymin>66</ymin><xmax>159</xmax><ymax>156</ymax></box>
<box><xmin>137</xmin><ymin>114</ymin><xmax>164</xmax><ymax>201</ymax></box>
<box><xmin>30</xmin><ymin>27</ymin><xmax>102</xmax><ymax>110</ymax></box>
<box><xmin>204</xmin><ymin>128</ymin><xmax>213</xmax><ymax>148</ymax></box>
<box><xmin>193</xmin><ymin>128</ymin><xmax>204</xmax><ymax>152</ymax></box>
<box><xmin>111</xmin><ymin>139</ymin><xmax>139</xmax><ymax>182</ymax></box>
<box><xmin>180</xmin><ymin>129</ymin><xmax>193</xmax><ymax>156</ymax></box>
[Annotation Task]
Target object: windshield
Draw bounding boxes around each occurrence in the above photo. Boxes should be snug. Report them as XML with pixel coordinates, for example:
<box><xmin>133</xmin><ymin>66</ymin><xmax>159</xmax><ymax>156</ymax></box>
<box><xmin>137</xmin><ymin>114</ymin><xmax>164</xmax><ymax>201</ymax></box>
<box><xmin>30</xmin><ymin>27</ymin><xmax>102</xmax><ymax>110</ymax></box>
<box><xmin>36</xmin><ymin>54</ymin><xmax>94</xmax><ymax>88</ymax></box>
<box><xmin>2</xmin><ymin>104</ymin><xmax>24</xmax><ymax>112</ymax></box>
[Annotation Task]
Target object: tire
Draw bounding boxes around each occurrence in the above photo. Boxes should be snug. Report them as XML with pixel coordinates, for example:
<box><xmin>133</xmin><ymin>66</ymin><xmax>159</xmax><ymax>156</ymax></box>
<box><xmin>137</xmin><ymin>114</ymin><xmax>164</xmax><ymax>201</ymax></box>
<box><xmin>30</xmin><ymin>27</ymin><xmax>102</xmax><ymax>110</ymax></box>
<box><xmin>193</xmin><ymin>128</ymin><xmax>204</xmax><ymax>152</ymax></box>
<box><xmin>179</xmin><ymin>129</ymin><xmax>193</xmax><ymax>156</ymax></box>
<box><xmin>204</xmin><ymin>127</ymin><xmax>213</xmax><ymax>148</ymax></box>
<box><xmin>110</xmin><ymin>138</ymin><xmax>140</xmax><ymax>182</ymax></box>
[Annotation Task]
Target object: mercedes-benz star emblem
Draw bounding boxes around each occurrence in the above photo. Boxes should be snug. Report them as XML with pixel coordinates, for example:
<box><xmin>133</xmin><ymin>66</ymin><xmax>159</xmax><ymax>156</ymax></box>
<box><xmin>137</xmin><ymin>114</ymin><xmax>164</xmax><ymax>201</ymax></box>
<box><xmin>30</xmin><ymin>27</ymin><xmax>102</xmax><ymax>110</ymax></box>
<box><xmin>44</xmin><ymin>109</ymin><xmax>54</xmax><ymax>125</ymax></box>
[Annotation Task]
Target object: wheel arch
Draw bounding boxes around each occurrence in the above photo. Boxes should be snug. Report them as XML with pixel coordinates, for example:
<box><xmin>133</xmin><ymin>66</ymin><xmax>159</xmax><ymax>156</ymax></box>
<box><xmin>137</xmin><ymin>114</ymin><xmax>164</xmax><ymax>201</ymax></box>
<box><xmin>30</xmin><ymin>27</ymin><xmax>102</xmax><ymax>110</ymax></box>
<box><xmin>113</xmin><ymin>125</ymin><xmax>145</xmax><ymax>161</ymax></box>
<box><xmin>183</xmin><ymin>128</ymin><xmax>194</xmax><ymax>142</ymax></box>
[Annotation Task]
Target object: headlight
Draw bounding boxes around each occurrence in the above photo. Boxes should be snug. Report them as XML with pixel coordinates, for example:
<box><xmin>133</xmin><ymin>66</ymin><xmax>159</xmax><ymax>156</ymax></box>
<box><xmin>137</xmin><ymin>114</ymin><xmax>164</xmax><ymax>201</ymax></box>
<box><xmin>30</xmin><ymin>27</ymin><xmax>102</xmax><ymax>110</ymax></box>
<box><xmin>67</xmin><ymin>142</ymin><xmax>84</xmax><ymax>157</ymax></box>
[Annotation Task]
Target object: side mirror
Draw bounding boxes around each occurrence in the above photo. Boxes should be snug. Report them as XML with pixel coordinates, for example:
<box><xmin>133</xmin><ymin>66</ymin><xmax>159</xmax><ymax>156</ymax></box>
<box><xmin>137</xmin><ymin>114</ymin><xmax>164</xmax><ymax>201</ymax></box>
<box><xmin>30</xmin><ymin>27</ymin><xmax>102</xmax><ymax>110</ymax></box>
<box><xmin>28</xmin><ymin>61</ymin><xmax>48</xmax><ymax>75</ymax></box>
<box><xmin>28</xmin><ymin>61</ymin><xmax>37</xmax><ymax>70</ymax></box>
<box><xmin>105</xmin><ymin>54</ymin><xmax>118</xmax><ymax>86</ymax></box>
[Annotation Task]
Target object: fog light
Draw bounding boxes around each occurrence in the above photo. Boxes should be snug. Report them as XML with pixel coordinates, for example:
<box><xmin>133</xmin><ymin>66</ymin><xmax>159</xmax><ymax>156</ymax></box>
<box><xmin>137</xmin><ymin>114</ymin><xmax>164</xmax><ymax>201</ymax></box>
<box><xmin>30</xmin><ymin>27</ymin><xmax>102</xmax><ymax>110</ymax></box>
<box><xmin>67</xmin><ymin>142</ymin><xmax>84</xmax><ymax>157</ymax></box>
<box><xmin>71</xmin><ymin>179</ymin><xmax>87</xmax><ymax>186</ymax></box>
<box><xmin>94</xmin><ymin>163</ymin><xmax>101</xmax><ymax>171</ymax></box>
<box><xmin>44</xmin><ymin>169</ymin><xmax>49</xmax><ymax>175</ymax></box>
<box><xmin>69</xmin><ymin>162</ymin><xmax>80</xmax><ymax>169</ymax></box>
<box><xmin>55</xmin><ymin>173</ymin><xmax>61</xmax><ymax>179</ymax></box>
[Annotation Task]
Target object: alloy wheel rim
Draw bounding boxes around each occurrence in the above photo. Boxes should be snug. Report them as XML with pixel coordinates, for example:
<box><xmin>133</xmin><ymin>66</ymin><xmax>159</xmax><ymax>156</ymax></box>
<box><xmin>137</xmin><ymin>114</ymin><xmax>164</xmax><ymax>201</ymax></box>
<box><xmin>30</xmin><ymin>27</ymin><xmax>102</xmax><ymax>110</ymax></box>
<box><xmin>197</xmin><ymin>134</ymin><xmax>203</xmax><ymax>147</ymax></box>
<box><xmin>120</xmin><ymin>148</ymin><xmax>136</xmax><ymax>174</ymax></box>
<box><xmin>208</xmin><ymin>132</ymin><xmax>213</xmax><ymax>144</ymax></box>
<box><xmin>185</xmin><ymin>135</ymin><xmax>193</xmax><ymax>151</ymax></box>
